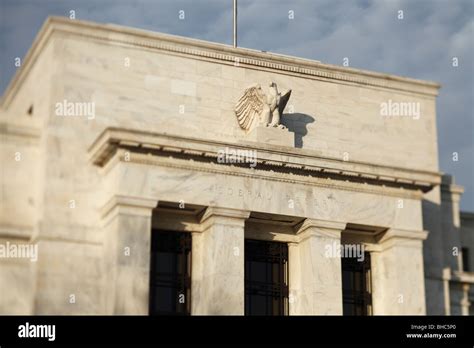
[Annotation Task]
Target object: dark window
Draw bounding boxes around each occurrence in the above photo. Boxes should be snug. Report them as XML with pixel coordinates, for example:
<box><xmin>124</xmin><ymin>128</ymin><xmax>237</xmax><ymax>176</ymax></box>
<box><xmin>245</xmin><ymin>239</ymin><xmax>289</xmax><ymax>315</ymax></box>
<box><xmin>462</xmin><ymin>247</ymin><xmax>470</xmax><ymax>272</ymax></box>
<box><xmin>149</xmin><ymin>230</ymin><xmax>191</xmax><ymax>315</ymax></box>
<box><xmin>342</xmin><ymin>252</ymin><xmax>372</xmax><ymax>315</ymax></box>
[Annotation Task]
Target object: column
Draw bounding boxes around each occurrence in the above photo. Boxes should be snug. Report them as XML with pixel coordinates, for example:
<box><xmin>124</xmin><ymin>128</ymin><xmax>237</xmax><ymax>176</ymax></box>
<box><xmin>372</xmin><ymin>228</ymin><xmax>429</xmax><ymax>315</ymax></box>
<box><xmin>288</xmin><ymin>242</ymin><xmax>301</xmax><ymax>315</ymax></box>
<box><xmin>449</xmin><ymin>282</ymin><xmax>471</xmax><ymax>315</ymax></box>
<box><xmin>191</xmin><ymin>207</ymin><xmax>249</xmax><ymax>315</ymax></box>
<box><xmin>289</xmin><ymin>219</ymin><xmax>346</xmax><ymax>315</ymax></box>
<box><xmin>461</xmin><ymin>284</ymin><xmax>471</xmax><ymax>315</ymax></box>
<box><xmin>101</xmin><ymin>195</ymin><xmax>157</xmax><ymax>314</ymax></box>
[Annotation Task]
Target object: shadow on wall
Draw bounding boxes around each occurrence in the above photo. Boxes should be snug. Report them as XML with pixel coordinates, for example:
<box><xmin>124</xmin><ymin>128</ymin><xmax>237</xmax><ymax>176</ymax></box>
<box><xmin>422</xmin><ymin>198</ymin><xmax>447</xmax><ymax>315</ymax></box>
<box><xmin>281</xmin><ymin>113</ymin><xmax>315</xmax><ymax>148</ymax></box>
<box><xmin>422</xmin><ymin>175</ymin><xmax>468</xmax><ymax>316</ymax></box>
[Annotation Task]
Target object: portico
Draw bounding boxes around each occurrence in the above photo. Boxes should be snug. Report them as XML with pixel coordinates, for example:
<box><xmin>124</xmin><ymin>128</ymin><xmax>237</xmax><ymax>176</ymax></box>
<box><xmin>89</xmin><ymin>126</ymin><xmax>433</xmax><ymax>315</ymax></box>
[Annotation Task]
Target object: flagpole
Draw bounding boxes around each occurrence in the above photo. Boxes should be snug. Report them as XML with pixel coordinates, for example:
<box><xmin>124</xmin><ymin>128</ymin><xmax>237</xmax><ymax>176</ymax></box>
<box><xmin>233</xmin><ymin>0</ymin><xmax>237</xmax><ymax>47</ymax></box>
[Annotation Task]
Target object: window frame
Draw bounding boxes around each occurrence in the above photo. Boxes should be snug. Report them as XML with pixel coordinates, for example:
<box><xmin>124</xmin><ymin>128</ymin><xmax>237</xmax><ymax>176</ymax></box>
<box><xmin>244</xmin><ymin>239</ymin><xmax>289</xmax><ymax>316</ymax></box>
<box><xmin>148</xmin><ymin>229</ymin><xmax>192</xmax><ymax>316</ymax></box>
<box><xmin>341</xmin><ymin>251</ymin><xmax>372</xmax><ymax>316</ymax></box>
<box><xmin>462</xmin><ymin>247</ymin><xmax>470</xmax><ymax>272</ymax></box>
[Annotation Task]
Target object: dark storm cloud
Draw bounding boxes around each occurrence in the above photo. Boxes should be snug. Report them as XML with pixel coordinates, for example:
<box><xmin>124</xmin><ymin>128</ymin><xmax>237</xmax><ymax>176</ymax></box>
<box><xmin>1</xmin><ymin>0</ymin><xmax>472</xmax><ymax>210</ymax></box>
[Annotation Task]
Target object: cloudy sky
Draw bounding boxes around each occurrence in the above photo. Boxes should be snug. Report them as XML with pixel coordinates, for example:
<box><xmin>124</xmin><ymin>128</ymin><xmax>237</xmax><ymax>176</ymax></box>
<box><xmin>1</xmin><ymin>0</ymin><xmax>473</xmax><ymax>210</ymax></box>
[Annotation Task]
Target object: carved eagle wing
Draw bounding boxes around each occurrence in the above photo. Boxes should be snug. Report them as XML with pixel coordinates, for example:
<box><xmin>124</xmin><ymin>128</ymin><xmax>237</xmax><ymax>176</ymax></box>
<box><xmin>235</xmin><ymin>84</ymin><xmax>266</xmax><ymax>130</ymax></box>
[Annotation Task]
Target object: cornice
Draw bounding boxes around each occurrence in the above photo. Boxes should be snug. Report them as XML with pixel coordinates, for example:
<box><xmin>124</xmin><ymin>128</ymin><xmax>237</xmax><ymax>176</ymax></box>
<box><xmin>376</xmin><ymin>228</ymin><xmax>429</xmax><ymax>244</ymax></box>
<box><xmin>0</xmin><ymin>224</ymin><xmax>34</xmax><ymax>240</ymax></box>
<box><xmin>441</xmin><ymin>183</ymin><xmax>465</xmax><ymax>195</ymax></box>
<box><xmin>460</xmin><ymin>211</ymin><xmax>474</xmax><ymax>220</ymax></box>
<box><xmin>295</xmin><ymin>218</ymin><xmax>346</xmax><ymax>234</ymax></box>
<box><xmin>294</xmin><ymin>219</ymin><xmax>346</xmax><ymax>242</ymax></box>
<box><xmin>1</xmin><ymin>16</ymin><xmax>440</xmax><ymax>108</ymax></box>
<box><xmin>100</xmin><ymin>195</ymin><xmax>158</xmax><ymax>220</ymax></box>
<box><xmin>0</xmin><ymin>122</ymin><xmax>41</xmax><ymax>139</ymax></box>
<box><xmin>199</xmin><ymin>207</ymin><xmax>250</xmax><ymax>231</ymax></box>
<box><xmin>451</xmin><ymin>271</ymin><xmax>474</xmax><ymax>284</ymax></box>
<box><xmin>89</xmin><ymin>127</ymin><xmax>441</xmax><ymax>198</ymax></box>
<box><xmin>200</xmin><ymin>207</ymin><xmax>251</xmax><ymax>222</ymax></box>
<box><xmin>120</xmin><ymin>151</ymin><xmax>429</xmax><ymax>199</ymax></box>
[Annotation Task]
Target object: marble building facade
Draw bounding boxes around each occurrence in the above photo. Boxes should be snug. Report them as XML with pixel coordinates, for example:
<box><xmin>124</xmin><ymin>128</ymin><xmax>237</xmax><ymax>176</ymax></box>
<box><xmin>0</xmin><ymin>17</ymin><xmax>472</xmax><ymax>315</ymax></box>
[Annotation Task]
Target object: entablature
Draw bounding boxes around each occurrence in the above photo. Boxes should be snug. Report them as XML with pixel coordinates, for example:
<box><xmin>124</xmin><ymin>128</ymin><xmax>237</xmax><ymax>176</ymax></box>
<box><xmin>89</xmin><ymin>127</ymin><xmax>441</xmax><ymax>199</ymax></box>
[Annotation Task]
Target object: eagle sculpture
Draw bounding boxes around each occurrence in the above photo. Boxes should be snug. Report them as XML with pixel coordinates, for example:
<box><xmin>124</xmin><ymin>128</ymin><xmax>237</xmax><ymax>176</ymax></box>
<box><xmin>235</xmin><ymin>82</ymin><xmax>292</xmax><ymax>131</ymax></box>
